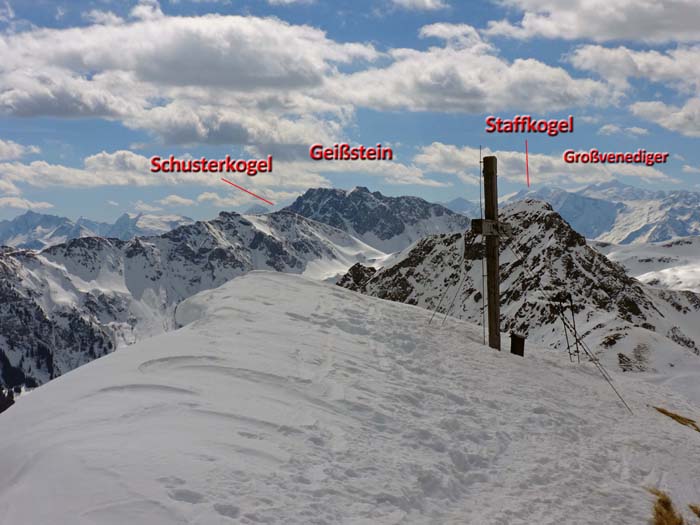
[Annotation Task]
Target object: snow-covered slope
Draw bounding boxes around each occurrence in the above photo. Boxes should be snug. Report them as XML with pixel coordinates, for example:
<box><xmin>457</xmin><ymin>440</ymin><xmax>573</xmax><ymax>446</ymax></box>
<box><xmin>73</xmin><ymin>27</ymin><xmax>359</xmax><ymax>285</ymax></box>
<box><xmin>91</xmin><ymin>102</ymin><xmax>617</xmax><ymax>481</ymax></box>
<box><xmin>339</xmin><ymin>200</ymin><xmax>700</xmax><ymax>377</ymax></box>
<box><xmin>593</xmin><ymin>236</ymin><xmax>700</xmax><ymax>293</ymax></box>
<box><xmin>0</xmin><ymin>212</ymin><xmax>384</xmax><ymax>388</ymax></box>
<box><xmin>440</xmin><ymin>197</ymin><xmax>482</xmax><ymax>218</ymax></box>
<box><xmin>1</xmin><ymin>272</ymin><xmax>699</xmax><ymax>524</ymax></box>
<box><xmin>284</xmin><ymin>186</ymin><xmax>471</xmax><ymax>252</ymax></box>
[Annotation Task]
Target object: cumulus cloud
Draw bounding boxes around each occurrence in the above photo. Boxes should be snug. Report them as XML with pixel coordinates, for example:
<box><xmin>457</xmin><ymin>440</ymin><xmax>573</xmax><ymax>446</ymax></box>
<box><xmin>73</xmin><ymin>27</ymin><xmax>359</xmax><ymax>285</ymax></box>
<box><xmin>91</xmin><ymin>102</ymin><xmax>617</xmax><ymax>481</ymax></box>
<box><xmin>630</xmin><ymin>98</ymin><xmax>700</xmax><ymax>137</ymax></box>
<box><xmin>0</xmin><ymin>197</ymin><xmax>54</xmax><ymax>210</ymax></box>
<box><xmin>197</xmin><ymin>189</ymin><xmax>298</xmax><ymax>208</ymax></box>
<box><xmin>0</xmin><ymin>15</ymin><xmax>618</xmax><ymax>149</ymax></box>
<box><xmin>328</xmin><ymin>23</ymin><xmax>614</xmax><ymax>113</ymax></box>
<box><xmin>569</xmin><ymin>45</ymin><xmax>700</xmax><ymax>93</ymax></box>
<box><xmin>82</xmin><ymin>10</ymin><xmax>124</xmax><ymax>25</ymax></box>
<box><xmin>133</xmin><ymin>200</ymin><xmax>163</xmax><ymax>212</ymax></box>
<box><xmin>129</xmin><ymin>0</ymin><xmax>164</xmax><ymax>21</ymax></box>
<box><xmin>0</xmin><ymin>178</ymin><xmax>20</xmax><ymax>195</ymax></box>
<box><xmin>157</xmin><ymin>194</ymin><xmax>196</xmax><ymax>207</ymax></box>
<box><xmin>486</xmin><ymin>0</ymin><xmax>700</xmax><ymax>43</ymax></box>
<box><xmin>569</xmin><ymin>45</ymin><xmax>700</xmax><ymax>137</ymax></box>
<box><xmin>0</xmin><ymin>139</ymin><xmax>40</xmax><ymax>160</ymax></box>
<box><xmin>414</xmin><ymin>142</ymin><xmax>676</xmax><ymax>186</ymax></box>
<box><xmin>0</xmin><ymin>12</ymin><xmax>378</xmax><ymax>145</ymax></box>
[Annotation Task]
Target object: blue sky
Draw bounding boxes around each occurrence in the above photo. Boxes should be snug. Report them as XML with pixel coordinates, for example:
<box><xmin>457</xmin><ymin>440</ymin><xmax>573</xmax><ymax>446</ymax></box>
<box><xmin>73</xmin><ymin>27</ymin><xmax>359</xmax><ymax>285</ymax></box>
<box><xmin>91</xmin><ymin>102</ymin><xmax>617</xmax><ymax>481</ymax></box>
<box><xmin>0</xmin><ymin>0</ymin><xmax>699</xmax><ymax>222</ymax></box>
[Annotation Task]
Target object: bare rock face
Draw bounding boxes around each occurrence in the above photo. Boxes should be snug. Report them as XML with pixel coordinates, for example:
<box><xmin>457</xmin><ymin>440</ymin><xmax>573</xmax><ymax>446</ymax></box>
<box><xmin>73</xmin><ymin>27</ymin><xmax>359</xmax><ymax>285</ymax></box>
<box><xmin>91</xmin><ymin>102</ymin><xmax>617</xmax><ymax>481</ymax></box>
<box><xmin>283</xmin><ymin>186</ymin><xmax>470</xmax><ymax>252</ymax></box>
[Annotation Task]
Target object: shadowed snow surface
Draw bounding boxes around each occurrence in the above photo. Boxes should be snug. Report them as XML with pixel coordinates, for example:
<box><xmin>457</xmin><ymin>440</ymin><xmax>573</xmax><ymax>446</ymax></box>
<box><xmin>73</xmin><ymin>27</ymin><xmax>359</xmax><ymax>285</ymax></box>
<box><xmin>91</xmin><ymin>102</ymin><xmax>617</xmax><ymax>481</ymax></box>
<box><xmin>0</xmin><ymin>272</ymin><xmax>699</xmax><ymax>524</ymax></box>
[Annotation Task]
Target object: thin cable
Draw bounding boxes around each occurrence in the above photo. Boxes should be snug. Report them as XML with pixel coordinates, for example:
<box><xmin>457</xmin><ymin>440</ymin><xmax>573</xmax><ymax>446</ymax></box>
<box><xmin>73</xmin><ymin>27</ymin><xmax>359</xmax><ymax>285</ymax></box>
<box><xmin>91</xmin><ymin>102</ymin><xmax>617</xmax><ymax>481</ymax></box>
<box><xmin>429</xmin><ymin>233</ymin><xmax>464</xmax><ymax>325</ymax></box>
<box><xmin>503</xmin><ymin>241</ymin><xmax>633</xmax><ymax>414</ymax></box>
<box><xmin>442</xmin><ymin>234</ymin><xmax>476</xmax><ymax>324</ymax></box>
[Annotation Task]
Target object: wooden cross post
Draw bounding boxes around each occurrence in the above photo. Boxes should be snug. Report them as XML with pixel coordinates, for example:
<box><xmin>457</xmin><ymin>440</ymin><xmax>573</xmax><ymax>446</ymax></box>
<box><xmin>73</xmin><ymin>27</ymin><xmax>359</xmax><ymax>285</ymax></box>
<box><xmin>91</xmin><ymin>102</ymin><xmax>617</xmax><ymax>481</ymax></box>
<box><xmin>471</xmin><ymin>156</ymin><xmax>511</xmax><ymax>351</ymax></box>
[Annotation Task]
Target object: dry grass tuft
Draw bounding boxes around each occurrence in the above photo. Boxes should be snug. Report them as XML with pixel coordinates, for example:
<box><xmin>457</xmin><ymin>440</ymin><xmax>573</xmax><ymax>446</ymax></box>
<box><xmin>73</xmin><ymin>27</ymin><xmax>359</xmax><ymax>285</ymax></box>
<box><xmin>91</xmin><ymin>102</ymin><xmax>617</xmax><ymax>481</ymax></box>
<box><xmin>648</xmin><ymin>488</ymin><xmax>686</xmax><ymax>525</ymax></box>
<box><xmin>689</xmin><ymin>505</ymin><xmax>700</xmax><ymax>519</ymax></box>
<box><xmin>654</xmin><ymin>406</ymin><xmax>700</xmax><ymax>433</ymax></box>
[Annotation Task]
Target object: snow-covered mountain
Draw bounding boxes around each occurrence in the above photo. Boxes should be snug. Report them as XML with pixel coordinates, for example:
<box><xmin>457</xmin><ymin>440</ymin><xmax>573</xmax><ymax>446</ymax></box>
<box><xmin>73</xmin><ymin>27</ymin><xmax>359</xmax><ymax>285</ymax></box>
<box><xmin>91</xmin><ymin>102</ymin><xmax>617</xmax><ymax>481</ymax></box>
<box><xmin>510</xmin><ymin>181</ymin><xmax>700</xmax><ymax>244</ymax></box>
<box><xmin>0</xmin><ymin>211</ymin><xmax>96</xmax><ymax>250</ymax></box>
<box><xmin>593</xmin><ymin>236</ymin><xmax>700</xmax><ymax>293</ymax></box>
<box><xmin>0</xmin><ymin>211</ymin><xmax>194</xmax><ymax>250</ymax></box>
<box><xmin>507</xmin><ymin>187</ymin><xmax>622</xmax><ymax>239</ymax></box>
<box><xmin>339</xmin><ymin>200</ymin><xmax>700</xmax><ymax>376</ymax></box>
<box><xmin>1</xmin><ymin>272</ymin><xmax>699</xmax><ymax>524</ymax></box>
<box><xmin>104</xmin><ymin>213</ymin><xmax>194</xmax><ymax>240</ymax></box>
<box><xmin>0</xmin><ymin>211</ymin><xmax>384</xmax><ymax>389</ymax></box>
<box><xmin>283</xmin><ymin>186</ymin><xmax>470</xmax><ymax>252</ymax></box>
<box><xmin>440</xmin><ymin>196</ymin><xmax>482</xmax><ymax>218</ymax></box>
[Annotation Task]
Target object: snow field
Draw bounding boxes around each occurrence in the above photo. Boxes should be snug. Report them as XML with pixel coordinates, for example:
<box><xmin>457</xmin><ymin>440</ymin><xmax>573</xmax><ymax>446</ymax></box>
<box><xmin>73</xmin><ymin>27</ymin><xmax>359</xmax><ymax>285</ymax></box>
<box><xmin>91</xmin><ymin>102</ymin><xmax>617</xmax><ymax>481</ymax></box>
<box><xmin>0</xmin><ymin>272</ymin><xmax>699</xmax><ymax>524</ymax></box>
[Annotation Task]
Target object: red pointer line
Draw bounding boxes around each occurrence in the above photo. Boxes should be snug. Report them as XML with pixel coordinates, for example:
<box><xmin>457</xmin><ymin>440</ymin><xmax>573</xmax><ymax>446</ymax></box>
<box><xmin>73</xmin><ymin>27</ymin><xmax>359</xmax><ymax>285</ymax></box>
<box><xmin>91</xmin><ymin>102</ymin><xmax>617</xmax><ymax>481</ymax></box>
<box><xmin>220</xmin><ymin>177</ymin><xmax>274</xmax><ymax>206</ymax></box>
<box><xmin>525</xmin><ymin>139</ymin><xmax>530</xmax><ymax>188</ymax></box>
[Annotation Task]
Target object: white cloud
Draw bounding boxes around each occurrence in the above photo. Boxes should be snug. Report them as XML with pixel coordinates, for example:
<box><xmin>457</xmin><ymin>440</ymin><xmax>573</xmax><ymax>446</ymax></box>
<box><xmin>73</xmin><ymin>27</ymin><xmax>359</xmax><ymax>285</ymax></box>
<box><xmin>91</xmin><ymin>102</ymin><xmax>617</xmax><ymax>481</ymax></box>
<box><xmin>630</xmin><ymin>98</ymin><xmax>700</xmax><ymax>137</ymax></box>
<box><xmin>133</xmin><ymin>200</ymin><xmax>163</xmax><ymax>212</ymax></box>
<box><xmin>597</xmin><ymin>124</ymin><xmax>648</xmax><ymax>136</ymax></box>
<box><xmin>682</xmin><ymin>165</ymin><xmax>700</xmax><ymax>174</ymax></box>
<box><xmin>0</xmin><ymin>1</ymin><xmax>14</xmax><ymax>23</ymax></box>
<box><xmin>197</xmin><ymin>189</ymin><xmax>298</xmax><ymax>208</ymax></box>
<box><xmin>107</xmin><ymin>200</ymin><xmax>119</xmax><ymax>206</ymax></box>
<box><xmin>414</xmin><ymin>142</ymin><xmax>676</xmax><ymax>187</ymax></box>
<box><xmin>625</xmin><ymin>126</ymin><xmax>649</xmax><ymax>136</ymax></box>
<box><xmin>0</xmin><ymin>197</ymin><xmax>53</xmax><ymax>210</ymax></box>
<box><xmin>569</xmin><ymin>45</ymin><xmax>700</xmax><ymax>93</ymax></box>
<box><xmin>129</xmin><ymin>0</ymin><xmax>164</xmax><ymax>21</ymax></box>
<box><xmin>157</xmin><ymin>194</ymin><xmax>196</xmax><ymax>207</ymax></box>
<box><xmin>598</xmin><ymin>124</ymin><xmax>623</xmax><ymax>135</ymax></box>
<box><xmin>329</xmin><ymin>23</ymin><xmax>614</xmax><ymax>113</ymax></box>
<box><xmin>0</xmin><ymin>12</ymin><xmax>378</xmax><ymax>146</ymax></box>
<box><xmin>486</xmin><ymin>0</ymin><xmax>700</xmax><ymax>43</ymax></box>
<box><xmin>0</xmin><ymin>139</ymin><xmax>40</xmax><ymax>160</ymax></box>
<box><xmin>391</xmin><ymin>0</ymin><xmax>448</xmax><ymax>10</ymax></box>
<box><xmin>82</xmin><ymin>10</ymin><xmax>124</xmax><ymax>25</ymax></box>
<box><xmin>0</xmin><ymin>178</ymin><xmax>20</xmax><ymax>195</ymax></box>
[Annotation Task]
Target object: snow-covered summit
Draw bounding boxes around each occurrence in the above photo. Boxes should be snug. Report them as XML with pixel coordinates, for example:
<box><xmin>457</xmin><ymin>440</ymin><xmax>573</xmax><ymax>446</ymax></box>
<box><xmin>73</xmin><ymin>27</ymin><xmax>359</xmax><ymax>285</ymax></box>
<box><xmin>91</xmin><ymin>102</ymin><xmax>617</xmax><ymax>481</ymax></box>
<box><xmin>1</xmin><ymin>272</ymin><xmax>698</xmax><ymax>524</ymax></box>
<box><xmin>339</xmin><ymin>199</ymin><xmax>700</xmax><ymax>380</ymax></box>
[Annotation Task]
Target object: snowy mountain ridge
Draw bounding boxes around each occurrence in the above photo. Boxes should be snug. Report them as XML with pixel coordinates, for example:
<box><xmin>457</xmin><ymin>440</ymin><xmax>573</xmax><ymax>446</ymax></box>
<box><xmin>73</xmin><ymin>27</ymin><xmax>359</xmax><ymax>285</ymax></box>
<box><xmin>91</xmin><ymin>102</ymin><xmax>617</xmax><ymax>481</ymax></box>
<box><xmin>339</xmin><ymin>200</ymin><xmax>700</xmax><ymax>385</ymax></box>
<box><xmin>0</xmin><ymin>211</ymin><xmax>194</xmax><ymax>250</ymax></box>
<box><xmin>284</xmin><ymin>186</ymin><xmax>471</xmax><ymax>252</ymax></box>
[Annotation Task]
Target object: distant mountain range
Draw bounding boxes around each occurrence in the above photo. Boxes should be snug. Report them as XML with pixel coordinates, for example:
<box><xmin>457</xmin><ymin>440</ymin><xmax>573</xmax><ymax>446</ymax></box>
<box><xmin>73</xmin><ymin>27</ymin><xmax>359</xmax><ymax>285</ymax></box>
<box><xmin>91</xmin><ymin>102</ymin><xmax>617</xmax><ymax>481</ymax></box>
<box><xmin>0</xmin><ymin>211</ymin><xmax>194</xmax><ymax>250</ymax></box>
<box><xmin>501</xmin><ymin>181</ymin><xmax>700</xmax><ymax>244</ymax></box>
